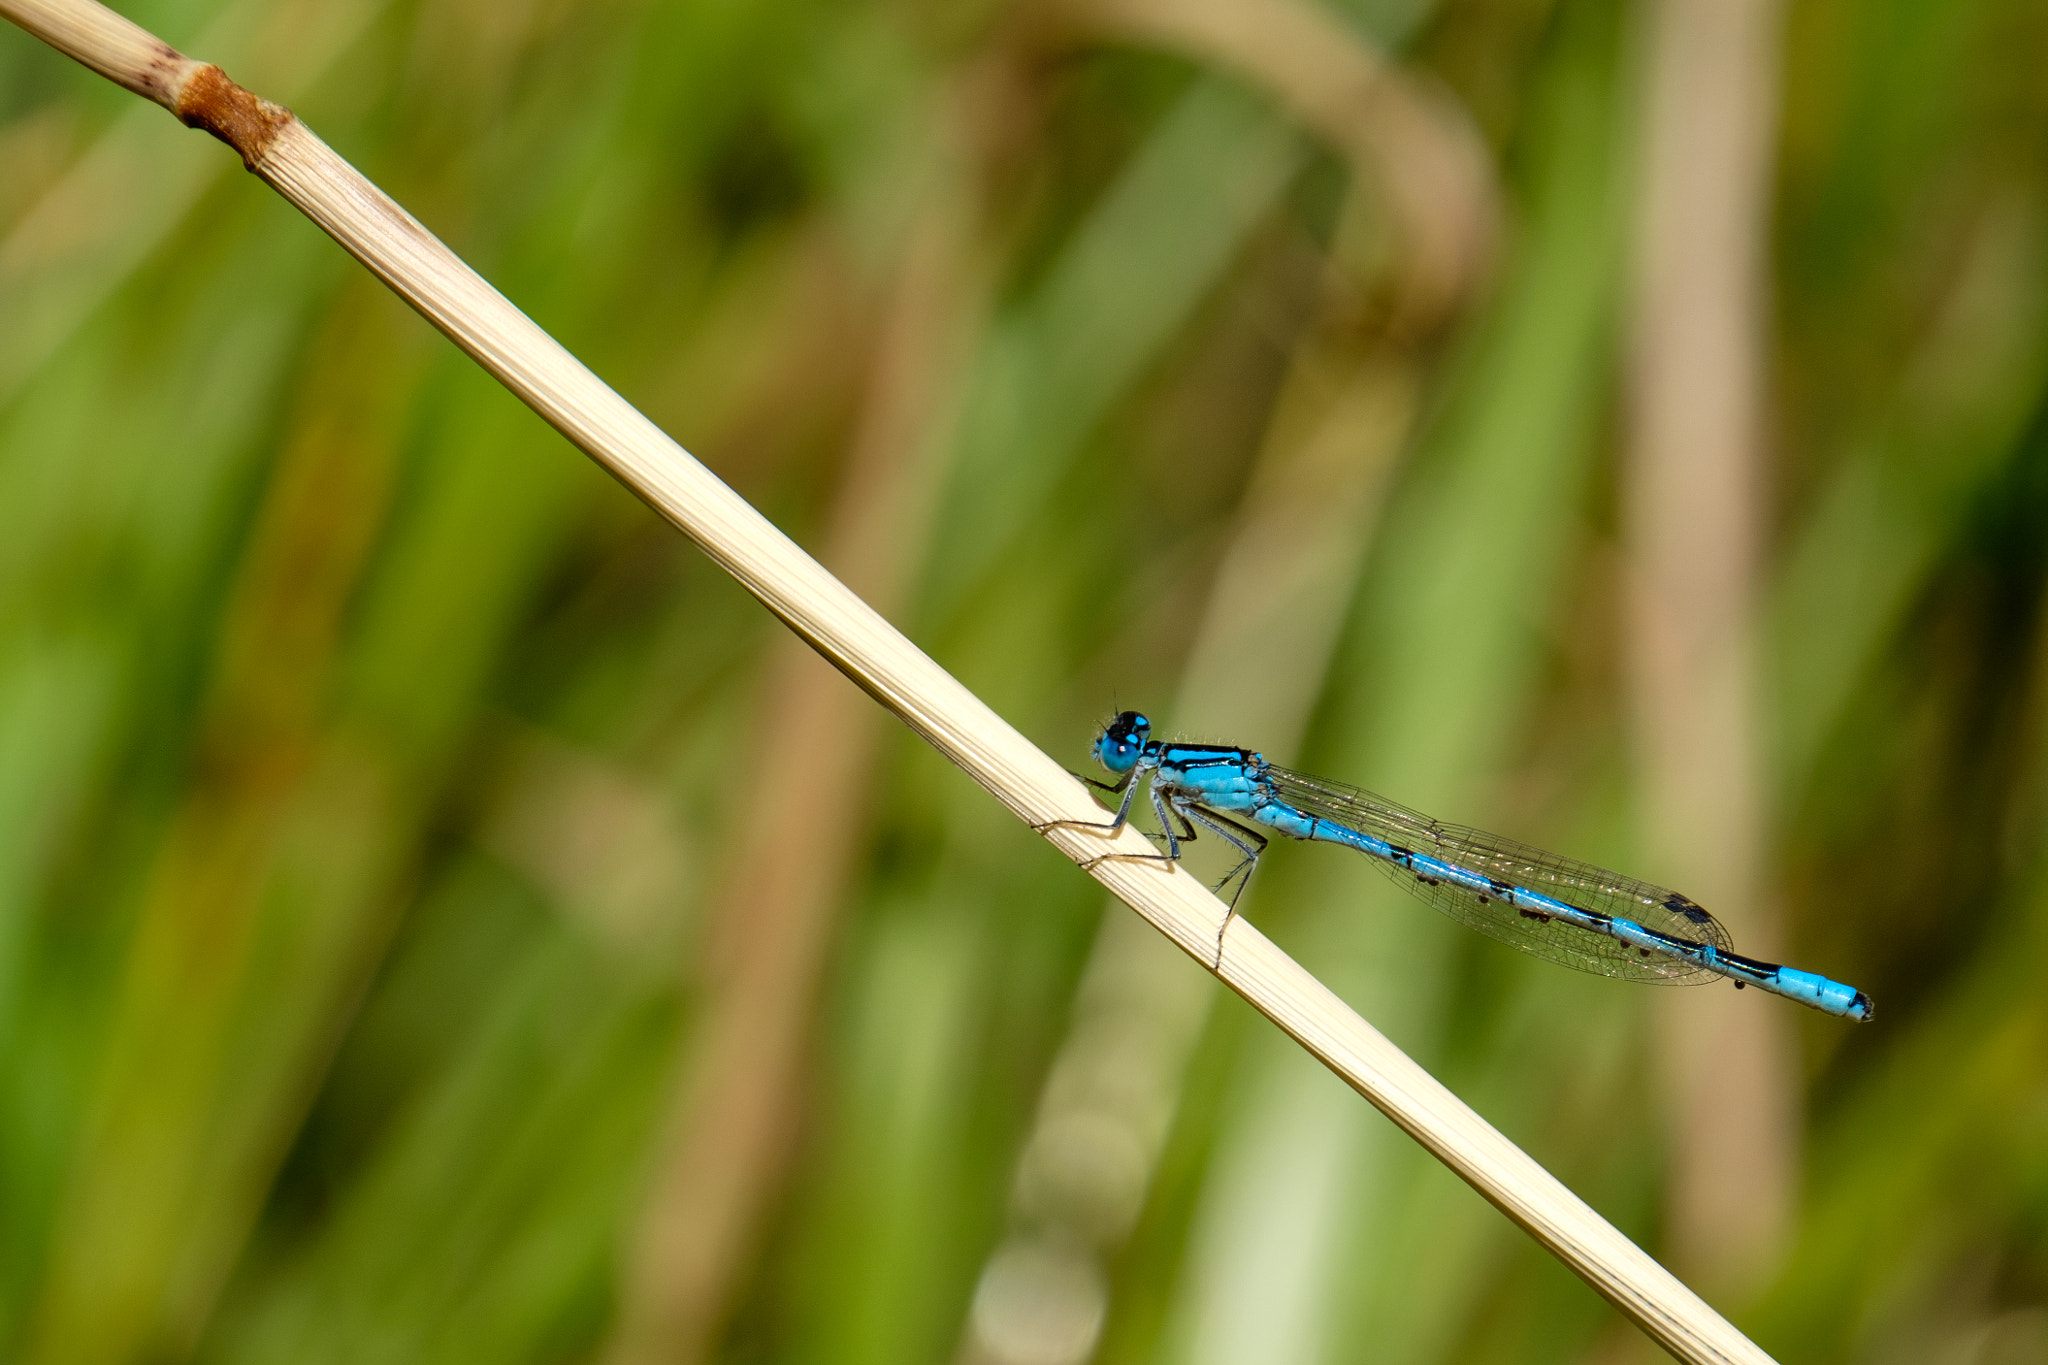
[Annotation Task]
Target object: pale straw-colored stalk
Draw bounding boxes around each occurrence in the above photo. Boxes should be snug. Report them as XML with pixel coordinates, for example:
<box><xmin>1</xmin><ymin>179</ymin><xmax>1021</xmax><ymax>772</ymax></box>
<box><xmin>0</xmin><ymin>2</ymin><xmax>1779</xmax><ymax>1361</ymax></box>
<box><xmin>1627</xmin><ymin>0</ymin><xmax>1797</xmax><ymax>1292</ymax></box>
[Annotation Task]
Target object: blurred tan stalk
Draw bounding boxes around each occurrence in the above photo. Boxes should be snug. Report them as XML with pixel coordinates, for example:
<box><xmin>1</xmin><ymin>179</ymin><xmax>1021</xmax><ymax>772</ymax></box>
<box><xmin>22</xmin><ymin>283</ymin><xmax>424</xmax><ymax>1365</ymax></box>
<box><xmin>1066</xmin><ymin>0</ymin><xmax>1494</xmax><ymax>326</ymax></box>
<box><xmin>597</xmin><ymin>70</ymin><xmax>997</xmax><ymax>1365</ymax></box>
<box><xmin>1625</xmin><ymin>0</ymin><xmax>1797</xmax><ymax>1292</ymax></box>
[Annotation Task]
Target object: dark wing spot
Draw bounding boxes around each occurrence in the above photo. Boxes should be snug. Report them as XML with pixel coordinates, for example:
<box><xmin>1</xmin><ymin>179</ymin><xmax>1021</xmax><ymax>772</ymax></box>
<box><xmin>1664</xmin><ymin>892</ymin><xmax>1712</xmax><ymax>924</ymax></box>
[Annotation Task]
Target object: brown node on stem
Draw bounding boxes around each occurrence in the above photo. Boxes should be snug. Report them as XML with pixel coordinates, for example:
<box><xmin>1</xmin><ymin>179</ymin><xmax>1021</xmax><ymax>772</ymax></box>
<box><xmin>175</xmin><ymin>64</ymin><xmax>293</xmax><ymax>170</ymax></box>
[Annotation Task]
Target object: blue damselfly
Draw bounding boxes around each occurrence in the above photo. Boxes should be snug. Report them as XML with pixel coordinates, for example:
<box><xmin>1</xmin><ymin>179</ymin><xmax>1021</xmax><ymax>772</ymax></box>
<box><xmin>1053</xmin><ymin>711</ymin><xmax>1872</xmax><ymax>1021</ymax></box>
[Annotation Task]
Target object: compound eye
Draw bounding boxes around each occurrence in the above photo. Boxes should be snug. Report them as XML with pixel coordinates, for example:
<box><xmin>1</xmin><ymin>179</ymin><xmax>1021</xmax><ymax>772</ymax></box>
<box><xmin>1095</xmin><ymin>731</ymin><xmax>1140</xmax><ymax>774</ymax></box>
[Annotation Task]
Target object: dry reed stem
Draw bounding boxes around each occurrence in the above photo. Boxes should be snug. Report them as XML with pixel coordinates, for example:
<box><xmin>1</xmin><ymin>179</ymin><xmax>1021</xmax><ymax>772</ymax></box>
<box><xmin>0</xmin><ymin>4</ymin><xmax>1776</xmax><ymax>1362</ymax></box>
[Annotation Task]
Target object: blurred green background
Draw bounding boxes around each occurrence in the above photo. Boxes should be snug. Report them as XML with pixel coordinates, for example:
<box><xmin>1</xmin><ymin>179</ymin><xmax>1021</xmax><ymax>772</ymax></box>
<box><xmin>2</xmin><ymin>0</ymin><xmax>2046</xmax><ymax>1362</ymax></box>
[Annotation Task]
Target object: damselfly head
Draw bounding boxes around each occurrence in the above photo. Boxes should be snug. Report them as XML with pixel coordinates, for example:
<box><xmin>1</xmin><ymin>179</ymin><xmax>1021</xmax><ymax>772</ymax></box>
<box><xmin>1093</xmin><ymin>710</ymin><xmax>1152</xmax><ymax>774</ymax></box>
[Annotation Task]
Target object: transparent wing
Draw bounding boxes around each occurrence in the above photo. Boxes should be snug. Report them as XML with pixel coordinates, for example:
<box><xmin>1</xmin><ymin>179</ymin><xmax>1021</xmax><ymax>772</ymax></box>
<box><xmin>1263</xmin><ymin>766</ymin><xmax>1731</xmax><ymax>984</ymax></box>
